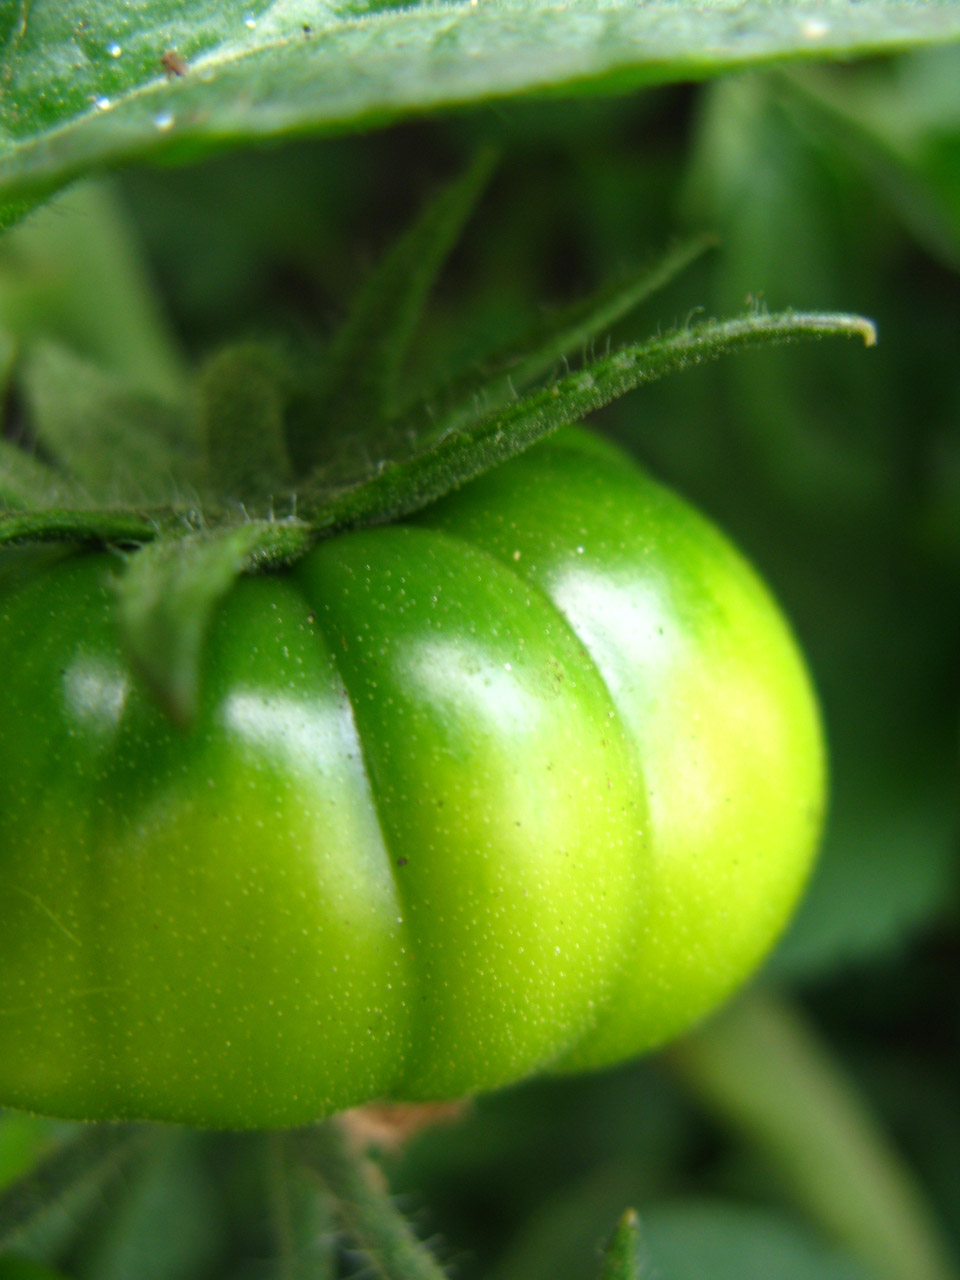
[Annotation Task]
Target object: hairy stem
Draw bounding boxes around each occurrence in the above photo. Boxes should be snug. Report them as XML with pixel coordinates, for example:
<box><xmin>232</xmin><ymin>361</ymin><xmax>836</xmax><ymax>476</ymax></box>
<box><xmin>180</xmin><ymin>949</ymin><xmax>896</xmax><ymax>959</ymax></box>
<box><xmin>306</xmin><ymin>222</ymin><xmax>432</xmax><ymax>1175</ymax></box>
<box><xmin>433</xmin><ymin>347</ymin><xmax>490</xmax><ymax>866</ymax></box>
<box><xmin>297</xmin><ymin>1120</ymin><xmax>448</xmax><ymax>1280</ymax></box>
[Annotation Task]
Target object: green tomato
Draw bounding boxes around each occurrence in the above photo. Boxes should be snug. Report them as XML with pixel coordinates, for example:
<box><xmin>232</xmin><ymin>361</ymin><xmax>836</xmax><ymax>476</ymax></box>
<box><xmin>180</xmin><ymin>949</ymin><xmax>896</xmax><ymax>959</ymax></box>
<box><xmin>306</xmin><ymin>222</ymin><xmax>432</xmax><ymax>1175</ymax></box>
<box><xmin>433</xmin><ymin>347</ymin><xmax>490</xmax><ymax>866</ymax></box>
<box><xmin>0</xmin><ymin>428</ymin><xmax>824</xmax><ymax>1127</ymax></box>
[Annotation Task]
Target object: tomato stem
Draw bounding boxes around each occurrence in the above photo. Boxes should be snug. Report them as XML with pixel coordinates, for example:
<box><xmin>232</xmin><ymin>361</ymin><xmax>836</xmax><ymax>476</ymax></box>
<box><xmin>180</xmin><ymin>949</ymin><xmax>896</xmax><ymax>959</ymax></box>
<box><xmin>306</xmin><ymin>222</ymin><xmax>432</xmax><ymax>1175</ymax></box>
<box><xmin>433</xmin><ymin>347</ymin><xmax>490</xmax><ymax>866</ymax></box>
<box><xmin>297</xmin><ymin>1119</ymin><xmax>449</xmax><ymax>1280</ymax></box>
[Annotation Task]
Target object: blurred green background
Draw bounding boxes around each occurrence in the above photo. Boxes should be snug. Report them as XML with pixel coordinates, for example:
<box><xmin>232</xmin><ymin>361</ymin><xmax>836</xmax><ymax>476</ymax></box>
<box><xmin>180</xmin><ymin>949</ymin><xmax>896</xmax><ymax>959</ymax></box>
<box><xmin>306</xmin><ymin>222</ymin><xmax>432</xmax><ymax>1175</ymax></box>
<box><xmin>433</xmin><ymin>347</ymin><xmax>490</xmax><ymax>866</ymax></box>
<box><xmin>1</xmin><ymin>44</ymin><xmax>958</xmax><ymax>1280</ymax></box>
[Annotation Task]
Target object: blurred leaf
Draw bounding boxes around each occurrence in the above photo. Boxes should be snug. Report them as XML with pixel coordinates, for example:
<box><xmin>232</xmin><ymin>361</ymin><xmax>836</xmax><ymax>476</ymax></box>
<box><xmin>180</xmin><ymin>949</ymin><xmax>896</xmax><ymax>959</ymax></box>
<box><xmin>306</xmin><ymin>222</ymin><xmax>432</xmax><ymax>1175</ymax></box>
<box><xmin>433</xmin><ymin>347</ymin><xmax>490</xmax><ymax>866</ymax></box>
<box><xmin>776</xmin><ymin>65</ymin><xmax>960</xmax><ymax>272</ymax></box>
<box><xmin>0</xmin><ymin>1118</ymin><xmax>65</xmax><ymax>1197</ymax></box>
<box><xmin>18</xmin><ymin>343</ymin><xmax>197</xmax><ymax>506</ymax></box>
<box><xmin>772</xmin><ymin>742</ymin><xmax>958</xmax><ymax>980</ymax></box>
<box><xmin>0</xmin><ymin>182</ymin><xmax>186</xmax><ymax>401</ymax></box>
<box><xmin>641</xmin><ymin>1202</ymin><xmax>875</xmax><ymax>1280</ymax></box>
<box><xmin>682</xmin><ymin>75</ymin><xmax>896</xmax><ymax>519</ymax></box>
<box><xmin>0</xmin><ymin>1259</ymin><xmax>71</xmax><ymax>1280</ymax></box>
<box><xmin>666</xmin><ymin>993</ymin><xmax>960</xmax><ymax>1280</ymax></box>
<box><xmin>0</xmin><ymin>1126</ymin><xmax>150</xmax><ymax>1262</ymax></box>
<box><xmin>72</xmin><ymin>1131</ymin><xmax>222</xmax><ymax>1280</ymax></box>
<box><xmin>3</xmin><ymin>3</ymin><xmax>960</xmax><ymax>222</ymax></box>
<box><xmin>264</xmin><ymin>1135</ymin><xmax>336</xmax><ymax>1280</ymax></box>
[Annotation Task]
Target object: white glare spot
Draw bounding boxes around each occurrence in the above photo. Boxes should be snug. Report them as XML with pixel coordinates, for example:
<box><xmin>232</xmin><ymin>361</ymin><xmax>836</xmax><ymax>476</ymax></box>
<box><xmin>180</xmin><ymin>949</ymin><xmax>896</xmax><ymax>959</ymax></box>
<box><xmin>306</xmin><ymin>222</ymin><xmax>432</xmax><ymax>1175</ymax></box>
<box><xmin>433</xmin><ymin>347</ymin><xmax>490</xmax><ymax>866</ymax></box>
<box><xmin>223</xmin><ymin>691</ymin><xmax>353</xmax><ymax>776</ymax></box>
<box><xmin>575</xmin><ymin>546</ymin><xmax>585</xmax><ymax>555</ymax></box>
<box><xmin>153</xmin><ymin>111</ymin><xmax>175</xmax><ymax>131</ymax></box>
<box><xmin>93</xmin><ymin>95</ymin><xmax>112</xmax><ymax>110</ymax></box>
<box><xmin>801</xmin><ymin>17</ymin><xmax>829</xmax><ymax>38</ymax></box>
<box><xmin>64</xmin><ymin>658</ymin><xmax>129</xmax><ymax>731</ymax></box>
<box><xmin>244</xmin><ymin>14</ymin><xmax>257</xmax><ymax>27</ymax></box>
<box><xmin>108</xmin><ymin>42</ymin><xmax>122</xmax><ymax>57</ymax></box>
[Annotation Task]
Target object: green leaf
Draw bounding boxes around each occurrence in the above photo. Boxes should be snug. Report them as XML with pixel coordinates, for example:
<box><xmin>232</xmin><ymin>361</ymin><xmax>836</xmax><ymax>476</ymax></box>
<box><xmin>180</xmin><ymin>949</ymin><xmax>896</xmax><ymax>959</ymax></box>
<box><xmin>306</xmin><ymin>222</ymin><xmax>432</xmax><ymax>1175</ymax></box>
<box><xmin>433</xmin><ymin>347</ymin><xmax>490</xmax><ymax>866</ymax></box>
<box><xmin>290</xmin><ymin>148</ymin><xmax>496</xmax><ymax>471</ymax></box>
<box><xmin>115</xmin><ymin>521</ymin><xmax>312</xmax><ymax>723</ymax></box>
<box><xmin>3</xmin><ymin>3</ymin><xmax>960</xmax><ymax>223</ymax></box>
<box><xmin>18</xmin><ymin>342</ymin><xmax>197</xmax><ymax>506</ymax></box>
<box><xmin>666</xmin><ymin>993</ymin><xmax>960</xmax><ymax>1280</ymax></box>
<box><xmin>598</xmin><ymin>1210</ymin><xmax>645</xmax><ymax>1280</ymax></box>
<box><xmin>305</xmin><ymin>309</ymin><xmax>876</xmax><ymax>534</ymax></box>
<box><xmin>0</xmin><ymin>1259</ymin><xmax>71</xmax><ymax>1280</ymax></box>
<box><xmin>770</xmin><ymin>736</ymin><xmax>958</xmax><ymax>981</ymax></box>
<box><xmin>0</xmin><ymin>330</ymin><xmax>13</xmax><ymax>398</ymax></box>
<box><xmin>0</xmin><ymin>1125</ymin><xmax>150</xmax><ymax>1261</ymax></box>
<box><xmin>640</xmin><ymin>1202</ymin><xmax>874</xmax><ymax>1280</ymax></box>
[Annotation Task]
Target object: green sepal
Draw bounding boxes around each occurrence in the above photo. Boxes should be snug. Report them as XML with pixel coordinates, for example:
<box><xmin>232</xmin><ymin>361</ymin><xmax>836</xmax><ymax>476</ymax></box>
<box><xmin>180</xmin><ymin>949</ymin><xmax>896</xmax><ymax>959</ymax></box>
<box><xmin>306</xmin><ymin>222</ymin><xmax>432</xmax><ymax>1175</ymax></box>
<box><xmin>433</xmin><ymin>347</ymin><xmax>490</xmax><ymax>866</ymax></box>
<box><xmin>287</xmin><ymin>149</ymin><xmax>497</xmax><ymax>472</ymax></box>
<box><xmin>115</xmin><ymin>521</ymin><xmax>312</xmax><ymax>725</ymax></box>
<box><xmin>404</xmin><ymin>232</ymin><xmax>717</xmax><ymax>431</ymax></box>
<box><xmin>0</xmin><ymin>508</ymin><xmax>159</xmax><ymax>548</ymax></box>
<box><xmin>198</xmin><ymin>342</ymin><xmax>293</xmax><ymax>507</ymax></box>
<box><xmin>599</xmin><ymin>1210</ymin><xmax>646</xmax><ymax>1280</ymax></box>
<box><xmin>0</xmin><ymin>443</ymin><xmax>80</xmax><ymax>512</ymax></box>
<box><xmin>303</xmin><ymin>309</ymin><xmax>877</xmax><ymax>535</ymax></box>
<box><xmin>18</xmin><ymin>342</ymin><xmax>198</xmax><ymax>506</ymax></box>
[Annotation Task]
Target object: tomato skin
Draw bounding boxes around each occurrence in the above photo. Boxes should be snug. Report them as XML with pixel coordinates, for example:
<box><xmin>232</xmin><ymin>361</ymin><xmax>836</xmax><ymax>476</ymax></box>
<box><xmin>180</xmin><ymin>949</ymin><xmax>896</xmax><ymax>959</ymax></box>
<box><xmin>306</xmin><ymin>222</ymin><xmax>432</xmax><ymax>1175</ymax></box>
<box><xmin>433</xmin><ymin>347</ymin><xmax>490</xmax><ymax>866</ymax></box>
<box><xmin>0</xmin><ymin>429</ymin><xmax>823</xmax><ymax>1127</ymax></box>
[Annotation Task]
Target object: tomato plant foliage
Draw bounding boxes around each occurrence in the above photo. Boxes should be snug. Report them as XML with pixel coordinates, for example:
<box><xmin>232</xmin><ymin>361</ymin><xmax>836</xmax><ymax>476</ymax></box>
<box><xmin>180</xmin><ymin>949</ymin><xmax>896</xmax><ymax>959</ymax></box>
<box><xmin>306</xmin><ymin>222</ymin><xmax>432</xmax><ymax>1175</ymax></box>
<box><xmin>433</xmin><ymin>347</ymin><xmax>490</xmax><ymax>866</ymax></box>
<box><xmin>0</xmin><ymin>427</ymin><xmax>823</xmax><ymax>1127</ymax></box>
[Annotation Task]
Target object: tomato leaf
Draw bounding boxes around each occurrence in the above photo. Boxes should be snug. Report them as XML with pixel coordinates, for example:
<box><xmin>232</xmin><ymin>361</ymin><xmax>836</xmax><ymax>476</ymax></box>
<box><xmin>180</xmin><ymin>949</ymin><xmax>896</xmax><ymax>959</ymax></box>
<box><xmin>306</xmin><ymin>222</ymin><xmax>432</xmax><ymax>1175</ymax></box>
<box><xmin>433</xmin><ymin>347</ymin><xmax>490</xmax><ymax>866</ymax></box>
<box><xmin>3</xmin><ymin>3</ymin><xmax>960</xmax><ymax>225</ymax></box>
<box><xmin>115</xmin><ymin>521</ymin><xmax>311</xmax><ymax>722</ymax></box>
<box><xmin>598</xmin><ymin>1210</ymin><xmax>646</xmax><ymax>1280</ymax></box>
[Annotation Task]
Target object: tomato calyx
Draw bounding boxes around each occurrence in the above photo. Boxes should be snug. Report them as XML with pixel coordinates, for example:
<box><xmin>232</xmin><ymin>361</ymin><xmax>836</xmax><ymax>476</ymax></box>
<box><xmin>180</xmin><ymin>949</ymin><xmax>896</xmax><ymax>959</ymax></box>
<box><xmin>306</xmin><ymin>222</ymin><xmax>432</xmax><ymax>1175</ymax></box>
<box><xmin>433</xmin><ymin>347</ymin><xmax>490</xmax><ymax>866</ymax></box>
<box><xmin>0</xmin><ymin>158</ymin><xmax>875</xmax><ymax>722</ymax></box>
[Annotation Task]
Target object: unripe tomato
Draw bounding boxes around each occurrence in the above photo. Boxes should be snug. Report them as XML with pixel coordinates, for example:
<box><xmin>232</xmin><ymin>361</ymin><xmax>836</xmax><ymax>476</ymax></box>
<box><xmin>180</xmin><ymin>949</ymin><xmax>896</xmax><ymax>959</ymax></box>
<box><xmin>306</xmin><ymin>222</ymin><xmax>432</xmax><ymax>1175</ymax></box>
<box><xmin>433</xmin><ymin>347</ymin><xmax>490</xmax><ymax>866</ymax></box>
<box><xmin>0</xmin><ymin>428</ymin><xmax>823</xmax><ymax>1127</ymax></box>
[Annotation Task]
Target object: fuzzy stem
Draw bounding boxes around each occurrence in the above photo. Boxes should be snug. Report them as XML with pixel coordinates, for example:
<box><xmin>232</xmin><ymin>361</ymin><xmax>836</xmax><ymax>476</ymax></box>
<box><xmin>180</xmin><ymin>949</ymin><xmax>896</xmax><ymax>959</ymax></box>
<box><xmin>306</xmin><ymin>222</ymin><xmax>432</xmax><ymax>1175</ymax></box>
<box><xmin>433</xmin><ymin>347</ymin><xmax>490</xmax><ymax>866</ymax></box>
<box><xmin>297</xmin><ymin>1120</ymin><xmax>448</xmax><ymax>1280</ymax></box>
